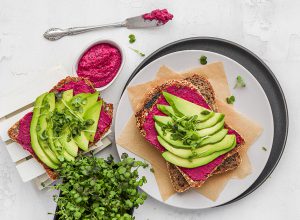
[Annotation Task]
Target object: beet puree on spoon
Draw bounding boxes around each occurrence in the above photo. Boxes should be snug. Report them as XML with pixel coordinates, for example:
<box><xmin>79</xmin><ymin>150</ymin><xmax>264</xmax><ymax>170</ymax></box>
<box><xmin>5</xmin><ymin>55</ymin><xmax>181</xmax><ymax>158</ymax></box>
<box><xmin>143</xmin><ymin>9</ymin><xmax>174</xmax><ymax>25</ymax></box>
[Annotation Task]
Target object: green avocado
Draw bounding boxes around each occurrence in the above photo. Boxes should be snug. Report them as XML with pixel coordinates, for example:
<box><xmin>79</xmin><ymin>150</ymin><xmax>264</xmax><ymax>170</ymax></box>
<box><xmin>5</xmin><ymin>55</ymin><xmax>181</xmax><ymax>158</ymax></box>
<box><xmin>157</xmin><ymin>136</ymin><xmax>192</xmax><ymax>158</ymax></box>
<box><xmin>157</xmin><ymin>104</ymin><xmax>176</xmax><ymax>116</ymax></box>
<box><xmin>158</xmin><ymin>135</ymin><xmax>236</xmax><ymax>159</ymax></box>
<box><xmin>162</xmin><ymin>142</ymin><xmax>236</xmax><ymax>168</ymax></box>
<box><xmin>83</xmin><ymin>100</ymin><xmax>102</xmax><ymax>142</ymax></box>
<box><xmin>63</xmin><ymin>89</ymin><xmax>73</xmax><ymax>102</ymax></box>
<box><xmin>70</xmin><ymin>91</ymin><xmax>99</xmax><ymax>117</ymax></box>
<box><xmin>200</xmin><ymin>129</ymin><xmax>228</xmax><ymax>146</ymax></box>
<box><xmin>153</xmin><ymin>115</ymin><xmax>173</xmax><ymax>126</ymax></box>
<box><xmin>196</xmin><ymin>117</ymin><xmax>225</xmax><ymax>137</ymax></box>
<box><xmin>37</xmin><ymin>93</ymin><xmax>60</xmax><ymax>164</ymax></box>
<box><xmin>162</xmin><ymin>91</ymin><xmax>214</xmax><ymax>121</ymax></box>
<box><xmin>56</xmin><ymin>89</ymin><xmax>73</xmax><ymax>112</ymax></box>
<box><xmin>54</xmin><ymin>139</ymin><xmax>75</xmax><ymax>162</ymax></box>
<box><xmin>196</xmin><ymin>113</ymin><xmax>224</xmax><ymax>130</ymax></box>
<box><xmin>30</xmin><ymin>93</ymin><xmax>58</xmax><ymax>169</ymax></box>
<box><xmin>59</xmin><ymin>128</ymin><xmax>78</xmax><ymax>157</ymax></box>
<box><xmin>62</xmin><ymin>150</ymin><xmax>75</xmax><ymax>162</ymax></box>
<box><xmin>155</xmin><ymin>122</ymin><xmax>192</xmax><ymax>149</ymax></box>
<box><xmin>46</xmin><ymin>122</ymin><xmax>64</xmax><ymax>161</ymax></box>
<box><xmin>74</xmin><ymin>131</ymin><xmax>89</xmax><ymax>152</ymax></box>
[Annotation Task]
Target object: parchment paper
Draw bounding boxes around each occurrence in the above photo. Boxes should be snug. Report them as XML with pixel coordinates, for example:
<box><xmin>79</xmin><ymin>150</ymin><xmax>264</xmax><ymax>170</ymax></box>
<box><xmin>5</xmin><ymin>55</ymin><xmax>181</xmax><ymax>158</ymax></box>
<box><xmin>117</xmin><ymin>62</ymin><xmax>263</xmax><ymax>201</ymax></box>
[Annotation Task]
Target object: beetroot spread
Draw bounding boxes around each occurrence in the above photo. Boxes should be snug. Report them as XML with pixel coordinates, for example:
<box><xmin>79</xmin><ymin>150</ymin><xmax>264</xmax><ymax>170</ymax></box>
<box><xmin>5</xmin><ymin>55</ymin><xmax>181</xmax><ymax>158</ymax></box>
<box><xmin>143</xmin><ymin>9</ymin><xmax>173</xmax><ymax>25</ymax></box>
<box><xmin>142</xmin><ymin>85</ymin><xmax>242</xmax><ymax>181</ymax></box>
<box><xmin>94</xmin><ymin>109</ymin><xmax>112</xmax><ymax>142</ymax></box>
<box><xmin>17</xmin><ymin>112</ymin><xmax>34</xmax><ymax>154</ymax></box>
<box><xmin>57</xmin><ymin>80</ymin><xmax>95</xmax><ymax>95</ymax></box>
<box><xmin>77</xmin><ymin>43</ymin><xmax>122</xmax><ymax>88</ymax></box>
<box><xmin>17</xmin><ymin>80</ymin><xmax>112</xmax><ymax>154</ymax></box>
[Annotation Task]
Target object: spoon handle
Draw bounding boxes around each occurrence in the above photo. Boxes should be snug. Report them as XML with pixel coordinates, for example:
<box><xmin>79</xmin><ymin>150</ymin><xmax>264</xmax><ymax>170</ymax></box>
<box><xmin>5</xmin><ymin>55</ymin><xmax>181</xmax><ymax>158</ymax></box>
<box><xmin>44</xmin><ymin>21</ymin><xmax>126</xmax><ymax>41</ymax></box>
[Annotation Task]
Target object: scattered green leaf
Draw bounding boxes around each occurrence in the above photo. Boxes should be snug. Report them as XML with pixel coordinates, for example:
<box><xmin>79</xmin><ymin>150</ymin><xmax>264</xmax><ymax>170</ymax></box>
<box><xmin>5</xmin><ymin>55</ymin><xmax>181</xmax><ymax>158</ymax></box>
<box><xmin>262</xmin><ymin>147</ymin><xmax>267</xmax><ymax>151</ymax></box>
<box><xmin>128</xmin><ymin>34</ymin><xmax>136</xmax><ymax>43</ymax></box>
<box><xmin>234</xmin><ymin>75</ymin><xmax>246</xmax><ymax>89</ymax></box>
<box><xmin>226</xmin><ymin>95</ymin><xmax>235</xmax><ymax>104</ymax></box>
<box><xmin>199</xmin><ymin>55</ymin><xmax>207</xmax><ymax>65</ymax></box>
<box><xmin>150</xmin><ymin>168</ymin><xmax>155</xmax><ymax>173</ymax></box>
<box><xmin>129</xmin><ymin>47</ymin><xmax>145</xmax><ymax>57</ymax></box>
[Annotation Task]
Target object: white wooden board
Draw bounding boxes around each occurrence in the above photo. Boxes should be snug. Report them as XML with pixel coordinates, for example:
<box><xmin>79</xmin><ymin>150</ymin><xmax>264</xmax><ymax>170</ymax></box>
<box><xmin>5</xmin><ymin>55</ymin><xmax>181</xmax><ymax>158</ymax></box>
<box><xmin>0</xmin><ymin>66</ymin><xmax>68</xmax><ymax>118</ymax></box>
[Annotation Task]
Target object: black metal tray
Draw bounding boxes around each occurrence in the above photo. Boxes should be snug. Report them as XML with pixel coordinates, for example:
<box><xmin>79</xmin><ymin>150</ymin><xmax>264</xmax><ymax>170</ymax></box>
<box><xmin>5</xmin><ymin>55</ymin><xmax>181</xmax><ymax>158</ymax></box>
<box><xmin>121</xmin><ymin>37</ymin><xmax>289</xmax><ymax>206</ymax></box>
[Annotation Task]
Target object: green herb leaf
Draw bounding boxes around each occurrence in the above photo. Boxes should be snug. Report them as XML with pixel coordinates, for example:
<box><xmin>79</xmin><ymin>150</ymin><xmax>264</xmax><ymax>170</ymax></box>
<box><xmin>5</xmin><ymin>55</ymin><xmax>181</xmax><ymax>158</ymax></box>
<box><xmin>234</xmin><ymin>75</ymin><xmax>246</xmax><ymax>89</ymax></box>
<box><xmin>226</xmin><ymin>95</ymin><xmax>235</xmax><ymax>104</ymax></box>
<box><xmin>129</xmin><ymin>47</ymin><xmax>145</xmax><ymax>57</ymax></box>
<box><xmin>262</xmin><ymin>147</ymin><xmax>267</xmax><ymax>151</ymax></box>
<box><xmin>199</xmin><ymin>55</ymin><xmax>207</xmax><ymax>65</ymax></box>
<box><xmin>128</xmin><ymin>34</ymin><xmax>136</xmax><ymax>43</ymax></box>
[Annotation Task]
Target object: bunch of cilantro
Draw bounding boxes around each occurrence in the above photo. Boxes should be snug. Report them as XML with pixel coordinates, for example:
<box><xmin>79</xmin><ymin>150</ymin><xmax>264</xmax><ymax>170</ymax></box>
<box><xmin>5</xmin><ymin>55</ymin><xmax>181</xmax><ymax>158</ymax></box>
<box><xmin>53</xmin><ymin>154</ymin><xmax>148</xmax><ymax>220</ymax></box>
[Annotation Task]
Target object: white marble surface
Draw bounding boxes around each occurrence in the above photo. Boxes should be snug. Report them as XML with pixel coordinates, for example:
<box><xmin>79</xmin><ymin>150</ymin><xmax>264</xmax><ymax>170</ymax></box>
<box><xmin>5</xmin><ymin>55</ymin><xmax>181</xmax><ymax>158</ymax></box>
<box><xmin>0</xmin><ymin>0</ymin><xmax>299</xmax><ymax>219</ymax></box>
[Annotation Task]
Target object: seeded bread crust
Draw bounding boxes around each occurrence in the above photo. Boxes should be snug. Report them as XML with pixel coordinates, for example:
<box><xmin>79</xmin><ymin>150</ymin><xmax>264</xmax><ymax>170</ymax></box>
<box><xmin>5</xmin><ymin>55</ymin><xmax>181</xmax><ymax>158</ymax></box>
<box><xmin>7</xmin><ymin>76</ymin><xmax>113</xmax><ymax>180</ymax></box>
<box><xmin>135</xmin><ymin>75</ymin><xmax>245</xmax><ymax>191</ymax></box>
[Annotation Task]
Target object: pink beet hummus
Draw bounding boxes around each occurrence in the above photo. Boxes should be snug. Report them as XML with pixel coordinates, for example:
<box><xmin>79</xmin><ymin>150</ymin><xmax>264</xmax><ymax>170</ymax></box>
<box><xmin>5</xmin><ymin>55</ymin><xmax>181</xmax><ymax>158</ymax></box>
<box><xmin>143</xmin><ymin>9</ymin><xmax>173</xmax><ymax>25</ymax></box>
<box><xmin>17</xmin><ymin>79</ymin><xmax>112</xmax><ymax>155</ymax></box>
<box><xmin>142</xmin><ymin>85</ymin><xmax>242</xmax><ymax>181</ymax></box>
<box><xmin>77</xmin><ymin>43</ymin><xmax>122</xmax><ymax>88</ymax></box>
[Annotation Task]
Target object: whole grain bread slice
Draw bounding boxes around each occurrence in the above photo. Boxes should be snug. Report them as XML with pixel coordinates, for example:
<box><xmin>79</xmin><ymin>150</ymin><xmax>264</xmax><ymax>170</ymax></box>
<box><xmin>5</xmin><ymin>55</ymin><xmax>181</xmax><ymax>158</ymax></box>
<box><xmin>135</xmin><ymin>75</ymin><xmax>245</xmax><ymax>192</ymax></box>
<box><xmin>8</xmin><ymin>76</ymin><xmax>113</xmax><ymax>180</ymax></box>
<box><xmin>166</xmin><ymin>152</ymin><xmax>241</xmax><ymax>192</ymax></box>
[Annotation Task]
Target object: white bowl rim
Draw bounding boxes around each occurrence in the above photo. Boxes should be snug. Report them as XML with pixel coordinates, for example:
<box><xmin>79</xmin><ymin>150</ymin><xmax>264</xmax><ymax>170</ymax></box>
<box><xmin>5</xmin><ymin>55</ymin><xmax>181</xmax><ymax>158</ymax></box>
<box><xmin>73</xmin><ymin>38</ymin><xmax>125</xmax><ymax>91</ymax></box>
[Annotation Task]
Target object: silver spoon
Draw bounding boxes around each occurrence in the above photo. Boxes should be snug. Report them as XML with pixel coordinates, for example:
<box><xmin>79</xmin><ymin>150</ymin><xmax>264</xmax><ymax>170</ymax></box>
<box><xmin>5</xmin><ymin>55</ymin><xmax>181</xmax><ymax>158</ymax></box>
<box><xmin>43</xmin><ymin>15</ymin><xmax>163</xmax><ymax>41</ymax></box>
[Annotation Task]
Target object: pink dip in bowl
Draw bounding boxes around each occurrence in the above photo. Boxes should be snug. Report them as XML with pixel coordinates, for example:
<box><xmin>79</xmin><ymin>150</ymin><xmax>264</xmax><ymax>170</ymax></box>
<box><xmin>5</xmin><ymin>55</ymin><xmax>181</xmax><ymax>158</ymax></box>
<box><xmin>143</xmin><ymin>9</ymin><xmax>173</xmax><ymax>25</ymax></box>
<box><xmin>77</xmin><ymin>43</ymin><xmax>122</xmax><ymax>88</ymax></box>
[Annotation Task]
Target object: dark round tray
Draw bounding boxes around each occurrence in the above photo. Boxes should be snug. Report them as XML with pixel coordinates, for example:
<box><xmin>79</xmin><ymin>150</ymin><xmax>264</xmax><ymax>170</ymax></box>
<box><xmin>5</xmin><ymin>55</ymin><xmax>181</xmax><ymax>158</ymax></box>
<box><xmin>121</xmin><ymin>37</ymin><xmax>289</xmax><ymax>206</ymax></box>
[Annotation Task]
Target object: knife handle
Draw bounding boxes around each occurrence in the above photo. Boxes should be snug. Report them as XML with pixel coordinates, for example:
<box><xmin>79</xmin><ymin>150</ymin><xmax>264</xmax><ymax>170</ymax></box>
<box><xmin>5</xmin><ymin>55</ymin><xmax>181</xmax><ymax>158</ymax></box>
<box><xmin>43</xmin><ymin>21</ymin><xmax>126</xmax><ymax>41</ymax></box>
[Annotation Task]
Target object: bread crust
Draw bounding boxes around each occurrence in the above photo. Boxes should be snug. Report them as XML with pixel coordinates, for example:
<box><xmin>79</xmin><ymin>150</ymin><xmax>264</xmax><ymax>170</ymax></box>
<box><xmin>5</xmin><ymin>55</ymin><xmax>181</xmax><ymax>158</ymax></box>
<box><xmin>7</xmin><ymin>76</ymin><xmax>113</xmax><ymax>180</ymax></box>
<box><xmin>135</xmin><ymin>75</ymin><xmax>245</xmax><ymax>191</ymax></box>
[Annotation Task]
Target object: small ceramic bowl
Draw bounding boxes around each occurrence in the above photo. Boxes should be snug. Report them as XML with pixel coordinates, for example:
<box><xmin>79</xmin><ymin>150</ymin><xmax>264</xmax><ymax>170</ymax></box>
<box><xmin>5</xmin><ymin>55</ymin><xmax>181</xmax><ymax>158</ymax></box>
<box><xmin>74</xmin><ymin>39</ymin><xmax>125</xmax><ymax>91</ymax></box>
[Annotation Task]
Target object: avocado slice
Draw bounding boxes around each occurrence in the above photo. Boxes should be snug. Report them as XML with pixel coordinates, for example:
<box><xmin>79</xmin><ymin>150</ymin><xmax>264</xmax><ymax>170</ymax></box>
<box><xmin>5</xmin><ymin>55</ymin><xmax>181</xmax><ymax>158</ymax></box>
<box><xmin>157</xmin><ymin>104</ymin><xmax>176</xmax><ymax>116</ymax></box>
<box><xmin>153</xmin><ymin>115</ymin><xmax>173</xmax><ymax>126</ymax></box>
<box><xmin>158</xmin><ymin>135</ymin><xmax>236</xmax><ymax>159</ymax></box>
<box><xmin>157</xmin><ymin>136</ymin><xmax>192</xmax><ymax>158</ymax></box>
<box><xmin>58</xmin><ymin>129</ymin><xmax>78</xmax><ymax>157</ymax></box>
<box><xmin>70</xmin><ymin>91</ymin><xmax>99</xmax><ymax>117</ymax></box>
<box><xmin>30</xmin><ymin>93</ymin><xmax>58</xmax><ymax>169</ymax></box>
<box><xmin>56</xmin><ymin>90</ymin><xmax>73</xmax><ymax>112</ymax></box>
<box><xmin>83</xmin><ymin>100</ymin><xmax>102</xmax><ymax>142</ymax></box>
<box><xmin>46</xmin><ymin>122</ymin><xmax>64</xmax><ymax>161</ymax></box>
<box><xmin>162</xmin><ymin>143</ymin><xmax>236</xmax><ymax>168</ymax></box>
<box><xmin>63</xmin><ymin>89</ymin><xmax>74</xmax><ymax>102</ymax></box>
<box><xmin>162</xmin><ymin>92</ymin><xmax>214</xmax><ymax>121</ymax></box>
<box><xmin>196</xmin><ymin>113</ymin><xmax>224</xmax><ymax>130</ymax></box>
<box><xmin>74</xmin><ymin>131</ymin><xmax>89</xmax><ymax>151</ymax></box>
<box><xmin>200</xmin><ymin>129</ymin><xmax>228</xmax><ymax>146</ymax></box>
<box><xmin>37</xmin><ymin>93</ymin><xmax>60</xmax><ymax>164</ymax></box>
<box><xmin>155</xmin><ymin>122</ymin><xmax>192</xmax><ymax>149</ymax></box>
<box><xmin>54</xmin><ymin>139</ymin><xmax>75</xmax><ymax>162</ymax></box>
<box><xmin>196</xmin><ymin>117</ymin><xmax>225</xmax><ymax>137</ymax></box>
<box><xmin>62</xmin><ymin>150</ymin><xmax>75</xmax><ymax>162</ymax></box>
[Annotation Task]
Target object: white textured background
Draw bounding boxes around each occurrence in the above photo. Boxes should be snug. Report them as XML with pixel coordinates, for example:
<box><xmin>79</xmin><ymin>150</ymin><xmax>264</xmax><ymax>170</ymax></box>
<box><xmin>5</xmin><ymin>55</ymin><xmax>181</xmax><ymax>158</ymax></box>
<box><xmin>0</xmin><ymin>0</ymin><xmax>299</xmax><ymax>219</ymax></box>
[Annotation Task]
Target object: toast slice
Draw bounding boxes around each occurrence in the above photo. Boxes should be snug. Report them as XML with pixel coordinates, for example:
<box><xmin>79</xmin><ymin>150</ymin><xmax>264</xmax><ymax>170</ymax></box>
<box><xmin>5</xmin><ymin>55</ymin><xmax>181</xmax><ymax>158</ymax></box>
<box><xmin>135</xmin><ymin>75</ymin><xmax>245</xmax><ymax>192</ymax></box>
<box><xmin>8</xmin><ymin>76</ymin><xmax>113</xmax><ymax>180</ymax></box>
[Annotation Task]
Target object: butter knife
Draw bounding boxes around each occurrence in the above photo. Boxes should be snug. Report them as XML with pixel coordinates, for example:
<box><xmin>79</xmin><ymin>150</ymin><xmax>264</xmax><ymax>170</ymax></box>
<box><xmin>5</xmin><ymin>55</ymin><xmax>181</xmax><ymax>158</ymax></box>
<box><xmin>43</xmin><ymin>15</ymin><xmax>162</xmax><ymax>41</ymax></box>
